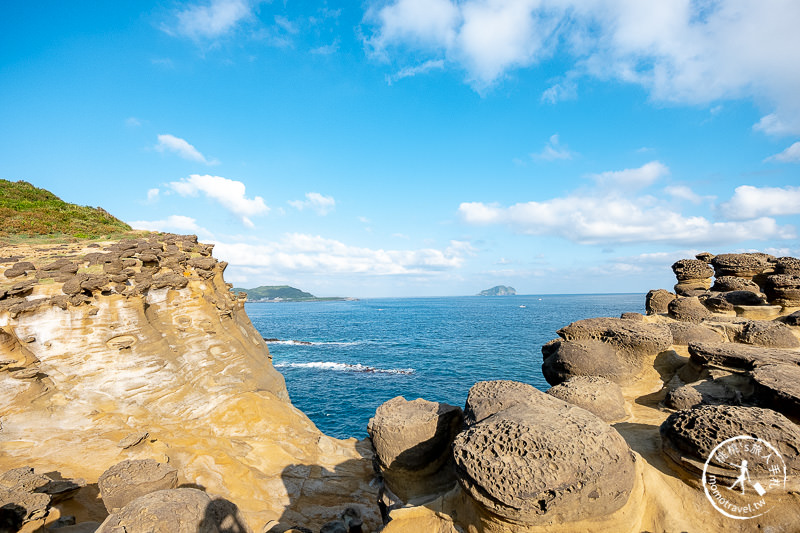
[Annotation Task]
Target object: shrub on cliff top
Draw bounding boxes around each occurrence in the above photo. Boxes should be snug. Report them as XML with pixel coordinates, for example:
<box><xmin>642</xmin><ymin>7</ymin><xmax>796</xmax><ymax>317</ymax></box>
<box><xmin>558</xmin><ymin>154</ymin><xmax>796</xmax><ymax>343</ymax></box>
<box><xmin>0</xmin><ymin>179</ymin><xmax>132</xmax><ymax>239</ymax></box>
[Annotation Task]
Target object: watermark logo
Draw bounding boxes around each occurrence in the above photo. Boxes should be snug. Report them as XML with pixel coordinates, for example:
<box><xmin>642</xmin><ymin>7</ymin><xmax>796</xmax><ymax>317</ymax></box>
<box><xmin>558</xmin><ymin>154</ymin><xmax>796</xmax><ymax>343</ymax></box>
<box><xmin>702</xmin><ymin>435</ymin><xmax>787</xmax><ymax>519</ymax></box>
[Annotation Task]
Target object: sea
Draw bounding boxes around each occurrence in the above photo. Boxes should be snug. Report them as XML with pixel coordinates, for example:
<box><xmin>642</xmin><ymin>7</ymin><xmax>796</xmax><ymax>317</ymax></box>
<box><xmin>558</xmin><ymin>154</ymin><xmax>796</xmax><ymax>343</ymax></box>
<box><xmin>247</xmin><ymin>294</ymin><xmax>645</xmax><ymax>439</ymax></box>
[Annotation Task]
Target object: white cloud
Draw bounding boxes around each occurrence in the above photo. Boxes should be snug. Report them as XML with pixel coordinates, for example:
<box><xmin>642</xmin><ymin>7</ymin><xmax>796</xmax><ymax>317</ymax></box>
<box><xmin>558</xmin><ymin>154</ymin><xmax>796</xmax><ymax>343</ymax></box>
<box><xmin>386</xmin><ymin>59</ymin><xmax>445</xmax><ymax>85</ymax></box>
<box><xmin>718</xmin><ymin>185</ymin><xmax>800</xmax><ymax>221</ymax></box>
<box><xmin>532</xmin><ymin>134</ymin><xmax>575</xmax><ymax>161</ymax></box>
<box><xmin>765</xmin><ymin>142</ymin><xmax>800</xmax><ymax>163</ymax></box>
<box><xmin>364</xmin><ymin>1</ymin><xmax>800</xmax><ymax>132</ymax></box>
<box><xmin>170</xmin><ymin>0</ymin><xmax>254</xmax><ymax>39</ymax></box>
<box><xmin>128</xmin><ymin>215</ymin><xmax>211</xmax><ymax>236</ymax></box>
<box><xmin>155</xmin><ymin>134</ymin><xmax>216</xmax><ymax>165</ymax></box>
<box><xmin>212</xmin><ymin>234</ymin><xmax>469</xmax><ymax>277</ymax></box>
<box><xmin>590</xmin><ymin>161</ymin><xmax>669</xmax><ymax>189</ymax></box>
<box><xmin>146</xmin><ymin>188</ymin><xmax>160</xmax><ymax>202</ymax></box>
<box><xmin>664</xmin><ymin>185</ymin><xmax>709</xmax><ymax>205</ymax></box>
<box><xmin>289</xmin><ymin>192</ymin><xmax>336</xmax><ymax>215</ymax></box>
<box><xmin>311</xmin><ymin>40</ymin><xmax>340</xmax><ymax>55</ymax></box>
<box><xmin>125</xmin><ymin>117</ymin><xmax>142</xmax><ymax>127</ymax></box>
<box><xmin>169</xmin><ymin>175</ymin><xmax>268</xmax><ymax>225</ymax></box>
<box><xmin>458</xmin><ymin>161</ymin><xmax>796</xmax><ymax>246</ymax></box>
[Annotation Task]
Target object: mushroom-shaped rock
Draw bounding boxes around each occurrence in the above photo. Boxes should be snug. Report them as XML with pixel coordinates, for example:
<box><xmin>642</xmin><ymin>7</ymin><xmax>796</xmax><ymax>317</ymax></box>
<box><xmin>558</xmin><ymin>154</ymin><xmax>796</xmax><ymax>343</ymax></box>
<box><xmin>711</xmin><ymin>253</ymin><xmax>774</xmax><ymax>279</ymax></box>
<box><xmin>695</xmin><ymin>252</ymin><xmax>715</xmax><ymax>262</ymax></box>
<box><xmin>719</xmin><ymin>290</ymin><xmax>768</xmax><ymax>306</ymax></box>
<box><xmin>775</xmin><ymin>257</ymin><xmax>800</xmax><ymax>276</ymax></box>
<box><xmin>546</xmin><ymin>376</ymin><xmax>626</xmax><ymax>422</ymax></box>
<box><xmin>660</xmin><ymin>405</ymin><xmax>800</xmax><ymax>481</ymax></box>
<box><xmin>96</xmin><ymin>488</ymin><xmax>252</xmax><ymax>533</ymax></box>
<box><xmin>765</xmin><ymin>274</ymin><xmax>800</xmax><ymax>307</ymax></box>
<box><xmin>646</xmin><ymin>289</ymin><xmax>676</xmax><ymax>315</ymax></box>
<box><xmin>711</xmin><ymin>276</ymin><xmax>763</xmax><ymax>293</ymax></box>
<box><xmin>556</xmin><ymin>317</ymin><xmax>672</xmax><ymax>356</ymax></box>
<box><xmin>672</xmin><ymin>259</ymin><xmax>714</xmax><ymax>282</ymax></box>
<box><xmin>368</xmin><ymin>396</ymin><xmax>463</xmax><ymax>501</ymax></box>
<box><xmin>453</xmin><ymin>382</ymin><xmax>635</xmax><ymax>525</ymax></box>
<box><xmin>751</xmin><ymin>364</ymin><xmax>800</xmax><ymax>419</ymax></box>
<box><xmin>668</xmin><ymin>297</ymin><xmax>712</xmax><ymax>323</ymax></box>
<box><xmin>739</xmin><ymin>320</ymin><xmax>800</xmax><ymax>348</ymax></box>
<box><xmin>98</xmin><ymin>459</ymin><xmax>178</xmax><ymax>513</ymax></box>
<box><xmin>542</xmin><ymin>339</ymin><xmax>635</xmax><ymax>386</ymax></box>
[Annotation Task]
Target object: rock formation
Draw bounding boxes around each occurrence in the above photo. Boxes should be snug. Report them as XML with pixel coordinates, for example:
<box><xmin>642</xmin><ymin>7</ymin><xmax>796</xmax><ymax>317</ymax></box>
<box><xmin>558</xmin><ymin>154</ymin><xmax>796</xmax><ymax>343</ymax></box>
<box><xmin>371</xmin><ymin>251</ymin><xmax>800</xmax><ymax>532</ymax></box>
<box><xmin>0</xmin><ymin>234</ymin><xmax>378</xmax><ymax>532</ymax></box>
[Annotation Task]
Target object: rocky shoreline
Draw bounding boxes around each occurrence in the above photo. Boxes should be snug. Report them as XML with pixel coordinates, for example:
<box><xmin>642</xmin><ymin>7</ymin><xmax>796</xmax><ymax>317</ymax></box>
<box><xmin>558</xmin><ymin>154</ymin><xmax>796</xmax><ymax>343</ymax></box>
<box><xmin>2</xmin><ymin>242</ymin><xmax>800</xmax><ymax>531</ymax></box>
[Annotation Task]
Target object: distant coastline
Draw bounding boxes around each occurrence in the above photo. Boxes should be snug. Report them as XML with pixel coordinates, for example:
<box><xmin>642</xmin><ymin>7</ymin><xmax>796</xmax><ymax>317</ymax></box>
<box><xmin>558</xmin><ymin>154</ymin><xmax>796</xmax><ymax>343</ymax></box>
<box><xmin>232</xmin><ymin>284</ymin><xmax>354</xmax><ymax>302</ymax></box>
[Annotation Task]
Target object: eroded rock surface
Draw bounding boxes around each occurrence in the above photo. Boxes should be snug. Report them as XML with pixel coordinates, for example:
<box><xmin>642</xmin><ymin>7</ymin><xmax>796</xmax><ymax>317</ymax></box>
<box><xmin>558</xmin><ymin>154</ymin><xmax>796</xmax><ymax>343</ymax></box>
<box><xmin>546</xmin><ymin>376</ymin><xmax>626</xmax><ymax>422</ymax></box>
<box><xmin>98</xmin><ymin>459</ymin><xmax>178</xmax><ymax>512</ymax></box>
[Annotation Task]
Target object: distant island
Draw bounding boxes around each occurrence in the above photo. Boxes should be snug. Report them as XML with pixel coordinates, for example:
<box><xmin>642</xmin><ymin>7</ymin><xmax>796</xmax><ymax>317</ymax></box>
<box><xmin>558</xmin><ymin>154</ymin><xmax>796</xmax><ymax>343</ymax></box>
<box><xmin>478</xmin><ymin>285</ymin><xmax>517</xmax><ymax>296</ymax></box>
<box><xmin>231</xmin><ymin>285</ymin><xmax>353</xmax><ymax>302</ymax></box>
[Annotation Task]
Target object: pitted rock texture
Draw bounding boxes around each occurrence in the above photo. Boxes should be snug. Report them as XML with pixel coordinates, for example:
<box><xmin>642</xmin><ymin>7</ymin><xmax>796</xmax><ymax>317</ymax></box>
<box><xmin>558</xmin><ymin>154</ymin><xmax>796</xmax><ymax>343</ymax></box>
<box><xmin>660</xmin><ymin>405</ymin><xmax>800</xmax><ymax>480</ymax></box>
<box><xmin>368</xmin><ymin>396</ymin><xmax>463</xmax><ymax>501</ymax></box>
<box><xmin>775</xmin><ymin>257</ymin><xmax>800</xmax><ymax>276</ymax></box>
<box><xmin>765</xmin><ymin>274</ymin><xmax>800</xmax><ymax>307</ymax></box>
<box><xmin>98</xmin><ymin>459</ymin><xmax>178</xmax><ymax>512</ymax></box>
<box><xmin>664</xmin><ymin>373</ymin><xmax>752</xmax><ymax>411</ymax></box>
<box><xmin>711</xmin><ymin>276</ymin><xmax>763</xmax><ymax>293</ymax></box>
<box><xmin>688</xmin><ymin>341</ymin><xmax>800</xmax><ymax>371</ymax></box>
<box><xmin>738</xmin><ymin>320</ymin><xmax>800</xmax><ymax>348</ymax></box>
<box><xmin>453</xmin><ymin>383</ymin><xmax>635</xmax><ymax>525</ymax></box>
<box><xmin>557</xmin><ymin>317</ymin><xmax>672</xmax><ymax>355</ymax></box>
<box><xmin>546</xmin><ymin>376</ymin><xmax>626</xmax><ymax>422</ymax></box>
<box><xmin>711</xmin><ymin>253</ymin><xmax>775</xmax><ymax>278</ymax></box>
<box><xmin>672</xmin><ymin>259</ymin><xmax>714</xmax><ymax>282</ymax></box>
<box><xmin>646</xmin><ymin>289</ymin><xmax>675</xmax><ymax>315</ymax></box>
<box><xmin>751</xmin><ymin>364</ymin><xmax>800</xmax><ymax>419</ymax></box>
<box><xmin>463</xmin><ymin>379</ymin><xmax>540</xmax><ymax>426</ymax></box>
<box><xmin>668</xmin><ymin>297</ymin><xmax>712</xmax><ymax>323</ymax></box>
<box><xmin>96</xmin><ymin>488</ymin><xmax>252</xmax><ymax>533</ymax></box>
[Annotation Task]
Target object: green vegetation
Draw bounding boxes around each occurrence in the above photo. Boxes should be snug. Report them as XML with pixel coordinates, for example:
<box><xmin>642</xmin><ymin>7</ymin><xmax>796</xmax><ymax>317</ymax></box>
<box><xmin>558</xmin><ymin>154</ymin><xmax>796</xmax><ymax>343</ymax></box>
<box><xmin>231</xmin><ymin>285</ymin><xmax>348</xmax><ymax>302</ymax></box>
<box><xmin>0</xmin><ymin>179</ymin><xmax>132</xmax><ymax>241</ymax></box>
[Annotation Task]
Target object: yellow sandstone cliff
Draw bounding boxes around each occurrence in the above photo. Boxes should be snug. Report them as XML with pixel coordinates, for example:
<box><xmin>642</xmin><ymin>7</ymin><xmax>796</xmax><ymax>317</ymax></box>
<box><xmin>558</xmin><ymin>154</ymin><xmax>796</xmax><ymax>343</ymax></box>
<box><xmin>0</xmin><ymin>235</ymin><xmax>379</xmax><ymax>532</ymax></box>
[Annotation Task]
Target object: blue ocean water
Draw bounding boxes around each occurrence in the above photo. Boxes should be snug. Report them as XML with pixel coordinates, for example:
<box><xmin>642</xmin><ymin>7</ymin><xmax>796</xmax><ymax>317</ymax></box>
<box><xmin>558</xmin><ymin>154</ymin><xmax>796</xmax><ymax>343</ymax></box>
<box><xmin>247</xmin><ymin>294</ymin><xmax>644</xmax><ymax>439</ymax></box>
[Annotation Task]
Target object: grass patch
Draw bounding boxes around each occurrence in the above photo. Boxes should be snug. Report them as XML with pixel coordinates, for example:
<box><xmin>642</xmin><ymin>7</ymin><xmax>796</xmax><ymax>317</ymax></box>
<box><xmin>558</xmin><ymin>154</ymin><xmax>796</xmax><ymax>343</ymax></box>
<box><xmin>0</xmin><ymin>180</ymin><xmax>133</xmax><ymax>240</ymax></box>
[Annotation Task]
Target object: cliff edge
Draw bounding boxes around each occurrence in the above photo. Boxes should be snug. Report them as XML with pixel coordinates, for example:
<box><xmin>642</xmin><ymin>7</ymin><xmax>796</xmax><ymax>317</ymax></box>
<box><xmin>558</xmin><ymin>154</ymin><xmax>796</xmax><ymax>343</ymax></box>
<box><xmin>0</xmin><ymin>234</ymin><xmax>378</xmax><ymax>531</ymax></box>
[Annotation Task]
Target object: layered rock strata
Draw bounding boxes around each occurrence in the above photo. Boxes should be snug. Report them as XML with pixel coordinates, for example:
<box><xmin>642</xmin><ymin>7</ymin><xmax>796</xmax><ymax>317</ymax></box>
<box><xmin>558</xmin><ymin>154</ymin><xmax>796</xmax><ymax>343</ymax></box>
<box><xmin>0</xmin><ymin>235</ymin><xmax>378</xmax><ymax>532</ymax></box>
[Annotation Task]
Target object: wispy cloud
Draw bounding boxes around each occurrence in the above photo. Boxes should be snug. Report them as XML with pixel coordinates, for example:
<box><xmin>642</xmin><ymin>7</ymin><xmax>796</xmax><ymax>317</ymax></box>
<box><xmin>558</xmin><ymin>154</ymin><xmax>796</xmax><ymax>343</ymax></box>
<box><xmin>128</xmin><ymin>214</ymin><xmax>212</xmax><ymax>237</ymax></box>
<box><xmin>364</xmin><ymin>1</ymin><xmax>800</xmax><ymax>132</ymax></box>
<box><xmin>532</xmin><ymin>134</ymin><xmax>576</xmax><ymax>161</ymax></box>
<box><xmin>765</xmin><ymin>142</ymin><xmax>800</xmax><ymax>163</ymax></box>
<box><xmin>125</xmin><ymin>117</ymin><xmax>142</xmax><ymax>127</ymax></box>
<box><xmin>386</xmin><ymin>59</ymin><xmax>445</xmax><ymax>85</ymax></box>
<box><xmin>311</xmin><ymin>40</ymin><xmax>340</xmax><ymax>56</ymax></box>
<box><xmin>289</xmin><ymin>192</ymin><xmax>336</xmax><ymax>215</ymax></box>
<box><xmin>167</xmin><ymin>0</ymin><xmax>255</xmax><ymax>39</ymax></box>
<box><xmin>146</xmin><ymin>188</ymin><xmax>160</xmax><ymax>203</ymax></box>
<box><xmin>155</xmin><ymin>134</ymin><xmax>217</xmax><ymax>165</ymax></box>
<box><xmin>590</xmin><ymin>161</ymin><xmax>669</xmax><ymax>189</ymax></box>
<box><xmin>168</xmin><ymin>174</ymin><xmax>268</xmax><ymax>226</ymax></box>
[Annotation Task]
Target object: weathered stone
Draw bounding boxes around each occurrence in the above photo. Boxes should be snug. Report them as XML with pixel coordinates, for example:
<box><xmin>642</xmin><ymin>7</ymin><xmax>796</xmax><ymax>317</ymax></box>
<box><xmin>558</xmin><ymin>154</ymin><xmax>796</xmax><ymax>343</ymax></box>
<box><xmin>40</xmin><ymin>258</ymin><xmax>73</xmax><ymax>271</ymax></box>
<box><xmin>152</xmin><ymin>273</ymin><xmax>189</xmax><ymax>290</ymax></box>
<box><xmin>102</xmin><ymin>261</ymin><xmax>123</xmax><ymax>275</ymax></box>
<box><xmin>695</xmin><ymin>252</ymin><xmax>715</xmax><ymax>262</ymax></box>
<box><xmin>80</xmin><ymin>274</ymin><xmax>110</xmax><ymax>292</ymax></box>
<box><xmin>751</xmin><ymin>364</ymin><xmax>800</xmax><ymax>419</ymax></box>
<box><xmin>688</xmin><ymin>341</ymin><xmax>800</xmax><ymax>371</ymax></box>
<box><xmin>453</xmin><ymin>382</ymin><xmax>635</xmax><ymax>525</ymax></box>
<box><xmin>668</xmin><ymin>297</ymin><xmax>712</xmax><ymax>323</ymax></box>
<box><xmin>663</xmin><ymin>373</ymin><xmax>751</xmax><ymax>410</ymax></box>
<box><xmin>765</xmin><ymin>274</ymin><xmax>800</xmax><ymax>307</ymax></box>
<box><xmin>138</xmin><ymin>253</ymin><xmax>159</xmax><ymax>263</ymax></box>
<box><xmin>672</xmin><ymin>259</ymin><xmax>714</xmax><ymax>282</ymax></box>
<box><xmin>646</xmin><ymin>289</ymin><xmax>676</xmax><ymax>315</ymax></box>
<box><xmin>775</xmin><ymin>257</ymin><xmax>800</xmax><ymax>276</ymax></box>
<box><xmin>6</xmin><ymin>280</ymin><xmax>35</xmax><ymax>297</ymax></box>
<box><xmin>3</xmin><ymin>261</ymin><xmax>35</xmax><ymax>279</ymax></box>
<box><xmin>188</xmin><ymin>256</ymin><xmax>217</xmax><ymax>271</ymax></box>
<box><xmin>542</xmin><ymin>339</ymin><xmax>635</xmax><ymax>386</ymax></box>
<box><xmin>98</xmin><ymin>459</ymin><xmax>178</xmax><ymax>513</ymax></box>
<box><xmin>702</xmin><ymin>296</ymin><xmax>735</xmax><ymax>313</ymax></box>
<box><xmin>557</xmin><ymin>317</ymin><xmax>672</xmax><ymax>356</ymax></box>
<box><xmin>368</xmin><ymin>396</ymin><xmax>463</xmax><ymax>501</ymax></box>
<box><xmin>667</xmin><ymin>322</ymin><xmax>724</xmax><ymax>345</ymax></box>
<box><xmin>720</xmin><ymin>290</ymin><xmax>767</xmax><ymax>306</ymax></box>
<box><xmin>620</xmin><ymin>312</ymin><xmax>644</xmax><ymax>321</ymax></box>
<box><xmin>660</xmin><ymin>405</ymin><xmax>800</xmax><ymax>481</ymax></box>
<box><xmin>62</xmin><ymin>273</ymin><xmax>89</xmax><ymax>296</ymax></box>
<box><xmin>546</xmin><ymin>376</ymin><xmax>626</xmax><ymax>422</ymax></box>
<box><xmin>739</xmin><ymin>320</ymin><xmax>800</xmax><ymax>348</ymax></box>
<box><xmin>711</xmin><ymin>253</ymin><xmax>774</xmax><ymax>278</ymax></box>
<box><xmin>785</xmin><ymin>310</ymin><xmax>800</xmax><ymax>326</ymax></box>
<box><xmin>463</xmin><ymin>380</ymin><xmax>539</xmax><ymax>426</ymax></box>
<box><xmin>711</xmin><ymin>276</ymin><xmax>762</xmax><ymax>293</ymax></box>
<box><xmin>96</xmin><ymin>488</ymin><xmax>252</xmax><ymax>533</ymax></box>
<box><xmin>0</xmin><ymin>488</ymin><xmax>50</xmax><ymax>523</ymax></box>
<box><xmin>117</xmin><ymin>431</ymin><xmax>149</xmax><ymax>449</ymax></box>
<box><xmin>319</xmin><ymin>521</ymin><xmax>347</xmax><ymax>533</ymax></box>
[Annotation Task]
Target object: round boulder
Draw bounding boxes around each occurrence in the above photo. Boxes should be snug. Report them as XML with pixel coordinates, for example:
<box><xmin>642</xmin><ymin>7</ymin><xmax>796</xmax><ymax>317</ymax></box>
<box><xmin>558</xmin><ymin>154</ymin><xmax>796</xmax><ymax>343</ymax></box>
<box><xmin>668</xmin><ymin>297</ymin><xmax>712</xmax><ymax>323</ymax></box>
<box><xmin>660</xmin><ymin>405</ymin><xmax>800</xmax><ymax>481</ymax></box>
<box><xmin>368</xmin><ymin>396</ymin><xmax>463</xmax><ymax>501</ymax></box>
<box><xmin>739</xmin><ymin>320</ymin><xmax>800</xmax><ymax>348</ymax></box>
<box><xmin>765</xmin><ymin>274</ymin><xmax>800</xmax><ymax>307</ymax></box>
<box><xmin>711</xmin><ymin>253</ymin><xmax>775</xmax><ymax>278</ymax></box>
<box><xmin>711</xmin><ymin>276</ymin><xmax>762</xmax><ymax>293</ymax></box>
<box><xmin>98</xmin><ymin>459</ymin><xmax>178</xmax><ymax>513</ymax></box>
<box><xmin>667</xmin><ymin>322</ymin><xmax>724</xmax><ymax>346</ymax></box>
<box><xmin>646</xmin><ymin>289</ymin><xmax>676</xmax><ymax>315</ymax></box>
<box><xmin>541</xmin><ymin>339</ymin><xmax>636</xmax><ymax>386</ymax></box>
<box><xmin>453</xmin><ymin>383</ymin><xmax>635</xmax><ymax>525</ymax></box>
<box><xmin>546</xmin><ymin>376</ymin><xmax>626</xmax><ymax>422</ymax></box>
<box><xmin>96</xmin><ymin>488</ymin><xmax>251</xmax><ymax>533</ymax></box>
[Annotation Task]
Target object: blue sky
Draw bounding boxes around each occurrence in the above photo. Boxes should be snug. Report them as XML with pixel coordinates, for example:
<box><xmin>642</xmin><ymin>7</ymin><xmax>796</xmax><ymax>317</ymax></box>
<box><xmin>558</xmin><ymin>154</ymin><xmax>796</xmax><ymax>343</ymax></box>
<box><xmin>2</xmin><ymin>1</ymin><xmax>799</xmax><ymax>297</ymax></box>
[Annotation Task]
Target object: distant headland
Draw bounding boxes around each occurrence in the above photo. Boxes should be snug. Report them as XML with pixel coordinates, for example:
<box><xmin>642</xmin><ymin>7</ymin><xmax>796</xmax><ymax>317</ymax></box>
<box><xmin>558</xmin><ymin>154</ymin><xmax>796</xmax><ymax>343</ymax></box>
<box><xmin>478</xmin><ymin>285</ymin><xmax>517</xmax><ymax>296</ymax></box>
<box><xmin>231</xmin><ymin>284</ymin><xmax>354</xmax><ymax>302</ymax></box>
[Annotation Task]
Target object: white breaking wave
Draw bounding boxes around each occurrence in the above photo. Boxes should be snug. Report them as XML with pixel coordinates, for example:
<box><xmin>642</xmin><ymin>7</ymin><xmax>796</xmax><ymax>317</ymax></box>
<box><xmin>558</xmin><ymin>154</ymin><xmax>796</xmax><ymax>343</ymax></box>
<box><xmin>274</xmin><ymin>362</ymin><xmax>414</xmax><ymax>375</ymax></box>
<box><xmin>263</xmin><ymin>338</ymin><xmax>362</xmax><ymax>347</ymax></box>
